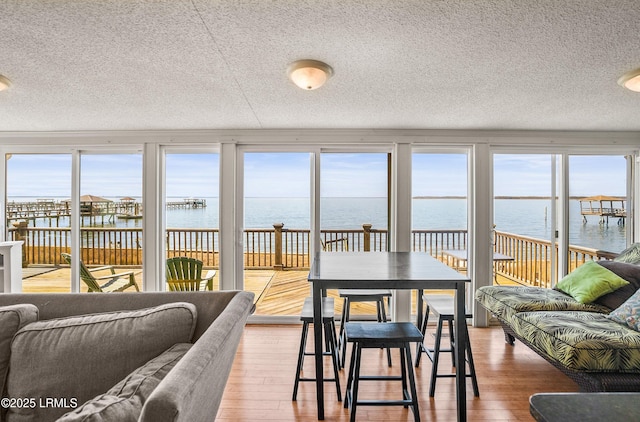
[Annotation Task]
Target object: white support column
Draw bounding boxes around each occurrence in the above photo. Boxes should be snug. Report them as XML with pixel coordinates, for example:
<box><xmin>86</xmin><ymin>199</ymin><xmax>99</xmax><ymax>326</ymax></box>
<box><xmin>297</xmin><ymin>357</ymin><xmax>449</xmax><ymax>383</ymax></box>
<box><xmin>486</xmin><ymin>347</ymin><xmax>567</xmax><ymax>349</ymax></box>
<box><xmin>219</xmin><ymin>142</ymin><xmax>239</xmax><ymax>291</ymax></box>
<box><xmin>70</xmin><ymin>150</ymin><xmax>81</xmax><ymax>293</ymax></box>
<box><xmin>471</xmin><ymin>143</ymin><xmax>492</xmax><ymax>327</ymax></box>
<box><xmin>142</xmin><ymin>143</ymin><xmax>162</xmax><ymax>292</ymax></box>
<box><xmin>557</xmin><ymin>154</ymin><xmax>570</xmax><ymax>279</ymax></box>
<box><xmin>391</xmin><ymin>142</ymin><xmax>412</xmax><ymax>321</ymax></box>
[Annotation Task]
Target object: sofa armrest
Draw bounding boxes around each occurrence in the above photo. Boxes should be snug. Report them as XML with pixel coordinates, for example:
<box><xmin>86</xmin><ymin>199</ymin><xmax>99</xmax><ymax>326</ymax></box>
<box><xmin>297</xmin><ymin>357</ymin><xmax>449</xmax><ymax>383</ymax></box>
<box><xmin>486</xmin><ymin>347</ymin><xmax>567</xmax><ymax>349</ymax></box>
<box><xmin>139</xmin><ymin>291</ymin><xmax>254</xmax><ymax>421</ymax></box>
<box><xmin>0</xmin><ymin>290</ymin><xmax>253</xmax><ymax>341</ymax></box>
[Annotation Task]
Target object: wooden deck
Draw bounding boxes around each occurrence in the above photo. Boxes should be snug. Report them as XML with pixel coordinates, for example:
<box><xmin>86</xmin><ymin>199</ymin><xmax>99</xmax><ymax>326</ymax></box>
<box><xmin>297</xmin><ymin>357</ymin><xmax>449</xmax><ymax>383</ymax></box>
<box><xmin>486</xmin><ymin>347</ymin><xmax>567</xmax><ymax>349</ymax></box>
<box><xmin>20</xmin><ymin>265</ymin><xmax>520</xmax><ymax>316</ymax></box>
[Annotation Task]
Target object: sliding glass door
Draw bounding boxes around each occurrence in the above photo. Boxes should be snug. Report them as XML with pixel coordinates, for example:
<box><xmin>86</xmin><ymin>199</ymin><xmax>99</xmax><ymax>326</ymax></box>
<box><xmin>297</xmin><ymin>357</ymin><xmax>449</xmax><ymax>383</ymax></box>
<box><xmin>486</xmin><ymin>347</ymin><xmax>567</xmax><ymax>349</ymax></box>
<box><xmin>243</xmin><ymin>152</ymin><xmax>311</xmax><ymax>316</ymax></box>
<box><xmin>5</xmin><ymin>153</ymin><xmax>72</xmax><ymax>292</ymax></box>
<box><xmin>79</xmin><ymin>154</ymin><xmax>143</xmax><ymax>292</ymax></box>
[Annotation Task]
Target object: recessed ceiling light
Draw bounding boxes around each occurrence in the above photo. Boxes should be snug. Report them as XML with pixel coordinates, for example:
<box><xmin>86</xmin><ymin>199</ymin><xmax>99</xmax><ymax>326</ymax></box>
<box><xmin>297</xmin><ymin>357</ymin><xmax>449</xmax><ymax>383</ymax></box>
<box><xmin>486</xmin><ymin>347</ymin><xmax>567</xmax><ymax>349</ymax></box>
<box><xmin>0</xmin><ymin>75</ymin><xmax>11</xmax><ymax>91</ymax></box>
<box><xmin>287</xmin><ymin>60</ymin><xmax>333</xmax><ymax>90</ymax></box>
<box><xmin>618</xmin><ymin>68</ymin><xmax>640</xmax><ymax>92</ymax></box>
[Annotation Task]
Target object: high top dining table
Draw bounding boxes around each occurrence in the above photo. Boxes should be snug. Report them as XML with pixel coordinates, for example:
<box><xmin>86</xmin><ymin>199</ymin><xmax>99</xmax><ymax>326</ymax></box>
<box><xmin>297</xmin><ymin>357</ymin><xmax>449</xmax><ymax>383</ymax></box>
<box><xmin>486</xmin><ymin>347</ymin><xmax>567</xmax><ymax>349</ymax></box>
<box><xmin>308</xmin><ymin>251</ymin><xmax>471</xmax><ymax>421</ymax></box>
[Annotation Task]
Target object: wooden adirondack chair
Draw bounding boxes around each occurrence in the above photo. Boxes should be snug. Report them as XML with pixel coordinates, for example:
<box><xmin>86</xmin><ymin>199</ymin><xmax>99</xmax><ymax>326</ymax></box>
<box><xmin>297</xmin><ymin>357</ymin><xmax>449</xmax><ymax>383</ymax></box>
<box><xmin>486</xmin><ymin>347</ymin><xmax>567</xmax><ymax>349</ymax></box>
<box><xmin>165</xmin><ymin>257</ymin><xmax>216</xmax><ymax>291</ymax></box>
<box><xmin>61</xmin><ymin>253</ymin><xmax>140</xmax><ymax>292</ymax></box>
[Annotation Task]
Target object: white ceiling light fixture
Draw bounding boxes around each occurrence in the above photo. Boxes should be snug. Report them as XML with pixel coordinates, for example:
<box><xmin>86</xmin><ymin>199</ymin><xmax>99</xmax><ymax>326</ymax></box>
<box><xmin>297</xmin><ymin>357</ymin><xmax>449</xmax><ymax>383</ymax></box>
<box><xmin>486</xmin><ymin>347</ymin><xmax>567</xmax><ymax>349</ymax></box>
<box><xmin>287</xmin><ymin>59</ymin><xmax>333</xmax><ymax>90</ymax></box>
<box><xmin>618</xmin><ymin>68</ymin><xmax>640</xmax><ymax>92</ymax></box>
<box><xmin>0</xmin><ymin>75</ymin><xmax>11</xmax><ymax>92</ymax></box>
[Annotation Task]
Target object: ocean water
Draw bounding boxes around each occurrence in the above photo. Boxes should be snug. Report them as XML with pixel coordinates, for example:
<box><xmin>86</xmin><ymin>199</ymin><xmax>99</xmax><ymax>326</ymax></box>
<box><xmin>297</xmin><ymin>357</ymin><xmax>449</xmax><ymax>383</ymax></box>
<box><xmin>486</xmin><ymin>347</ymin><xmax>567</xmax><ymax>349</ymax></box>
<box><xmin>10</xmin><ymin>197</ymin><xmax>628</xmax><ymax>253</ymax></box>
<box><xmin>170</xmin><ymin>197</ymin><xmax>627</xmax><ymax>253</ymax></box>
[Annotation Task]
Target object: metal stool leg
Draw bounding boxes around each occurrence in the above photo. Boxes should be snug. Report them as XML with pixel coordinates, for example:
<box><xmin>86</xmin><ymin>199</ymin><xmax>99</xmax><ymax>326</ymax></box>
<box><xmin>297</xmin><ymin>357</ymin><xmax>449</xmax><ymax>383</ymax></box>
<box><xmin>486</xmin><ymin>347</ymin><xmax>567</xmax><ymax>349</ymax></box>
<box><xmin>378</xmin><ymin>298</ymin><xmax>393</xmax><ymax>367</ymax></box>
<box><xmin>462</xmin><ymin>324</ymin><xmax>480</xmax><ymax>397</ymax></box>
<box><xmin>325</xmin><ymin>320</ymin><xmax>342</xmax><ymax>401</ymax></box>
<box><xmin>349</xmin><ymin>342</ymin><xmax>362</xmax><ymax>422</ymax></box>
<box><xmin>429</xmin><ymin>317</ymin><xmax>445</xmax><ymax>397</ymax></box>
<box><xmin>404</xmin><ymin>343</ymin><xmax>421</xmax><ymax>422</ymax></box>
<box><xmin>415</xmin><ymin>303</ymin><xmax>430</xmax><ymax>367</ymax></box>
<box><xmin>344</xmin><ymin>338</ymin><xmax>358</xmax><ymax>408</ymax></box>
<box><xmin>292</xmin><ymin>321</ymin><xmax>309</xmax><ymax>401</ymax></box>
<box><xmin>339</xmin><ymin>297</ymin><xmax>351</xmax><ymax>369</ymax></box>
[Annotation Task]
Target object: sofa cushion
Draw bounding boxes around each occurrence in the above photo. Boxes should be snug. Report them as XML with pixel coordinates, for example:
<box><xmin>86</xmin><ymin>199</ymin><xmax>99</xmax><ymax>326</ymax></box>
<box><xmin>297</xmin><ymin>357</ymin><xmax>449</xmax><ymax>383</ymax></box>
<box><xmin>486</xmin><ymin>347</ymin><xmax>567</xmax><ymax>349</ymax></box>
<box><xmin>594</xmin><ymin>260</ymin><xmax>640</xmax><ymax>310</ymax></box>
<box><xmin>555</xmin><ymin>261</ymin><xmax>629</xmax><ymax>304</ymax></box>
<box><xmin>510</xmin><ymin>310</ymin><xmax>640</xmax><ymax>372</ymax></box>
<box><xmin>614</xmin><ymin>243</ymin><xmax>640</xmax><ymax>265</ymax></box>
<box><xmin>607</xmin><ymin>288</ymin><xmax>640</xmax><ymax>331</ymax></box>
<box><xmin>56</xmin><ymin>343</ymin><xmax>192</xmax><ymax>422</ymax></box>
<box><xmin>475</xmin><ymin>285</ymin><xmax>610</xmax><ymax>322</ymax></box>
<box><xmin>6</xmin><ymin>302</ymin><xmax>197</xmax><ymax>422</ymax></box>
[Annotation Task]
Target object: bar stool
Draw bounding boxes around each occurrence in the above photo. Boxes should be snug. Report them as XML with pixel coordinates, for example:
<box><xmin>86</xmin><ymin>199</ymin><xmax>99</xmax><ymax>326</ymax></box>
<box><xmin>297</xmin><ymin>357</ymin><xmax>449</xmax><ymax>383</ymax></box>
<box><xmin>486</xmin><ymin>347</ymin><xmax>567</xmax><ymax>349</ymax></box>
<box><xmin>338</xmin><ymin>289</ymin><xmax>393</xmax><ymax>368</ymax></box>
<box><xmin>343</xmin><ymin>322</ymin><xmax>422</xmax><ymax>422</ymax></box>
<box><xmin>293</xmin><ymin>297</ymin><xmax>342</xmax><ymax>402</ymax></box>
<box><xmin>415</xmin><ymin>294</ymin><xmax>479</xmax><ymax>397</ymax></box>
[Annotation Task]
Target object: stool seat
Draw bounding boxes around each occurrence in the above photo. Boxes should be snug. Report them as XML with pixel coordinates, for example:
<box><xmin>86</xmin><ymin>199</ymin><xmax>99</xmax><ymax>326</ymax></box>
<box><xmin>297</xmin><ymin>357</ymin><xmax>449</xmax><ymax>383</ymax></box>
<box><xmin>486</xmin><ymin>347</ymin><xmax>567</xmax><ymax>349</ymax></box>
<box><xmin>344</xmin><ymin>322</ymin><xmax>423</xmax><ymax>345</ymax></box>
<box><xmin>344</xmin><ymin>322</ymin><xmax>422</xmax><ymax>422</ymax></box>
<box><xmin>420</xmin><ymin>294</ymin><xmax>472</xmax><ymax>318</ymax></box>
<box><xmin>415</xmin><ymin>294</ymin><xmax>479</xmax><ymax>398</ymax></box>
<box><xmin>338</xmin><ymin>289</ymin><xmax>392</xmax><ymax>299</ymax></box>
<box><xmin>338</xmin><ymin>289</ymin><xmax>393</xmax><ymax>368</ymax></box>
<box><xmin>300</xmin><ymin>296</ymin><xmax>336</xmax><ymax>322</ymax></box>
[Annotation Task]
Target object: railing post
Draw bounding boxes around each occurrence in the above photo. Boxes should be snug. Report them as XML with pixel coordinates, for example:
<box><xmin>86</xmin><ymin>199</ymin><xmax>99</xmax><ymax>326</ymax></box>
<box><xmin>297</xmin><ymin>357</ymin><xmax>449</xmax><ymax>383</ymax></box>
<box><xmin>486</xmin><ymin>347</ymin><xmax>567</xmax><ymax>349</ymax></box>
<box><xmin>12</xmin><ymin>221</ymin><xmax>29</xmax><ymax>267</ymax></box>
<box><xmin>274</xmin><ymin>223</ymin><xmax>284</xmax><ymax>270</ymax></box>
<box><xmin>363</xmin><ymin>224</ymin><xmax>372</xmax><ymax>252</ymax></box>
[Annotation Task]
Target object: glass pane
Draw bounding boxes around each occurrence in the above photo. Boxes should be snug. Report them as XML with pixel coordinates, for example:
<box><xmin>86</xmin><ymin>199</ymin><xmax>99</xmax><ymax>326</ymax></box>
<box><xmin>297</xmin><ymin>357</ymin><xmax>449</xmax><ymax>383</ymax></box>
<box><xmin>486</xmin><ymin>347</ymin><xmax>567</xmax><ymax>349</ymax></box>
<box><xmin>412</xmin><ymin>153</ymin><xmax>468</xmax><ymax>313</ymax></box>
<box><xmin>321</xmin><ymin>152</ymin><xmax>389</xmax><ymax>319</ymax></box>
<box><xmin>244</xmin><ymin>152</ymin><xmax>311</xmax><ymax>316</ymax></box>
<box><xmin>412</xmin><ymin>153</ymin><xmax>468</xmax><ymax>252</ymax></box>
<box><xmin>493</xmin><ymin>154</ymin><xmax>553</xmax><ymax>287</ymax></box>
<box><xmin>569</xmin><ymin>155</ymin><xmax>627</xmax><ymax>262</ymax></box>
<box><xmin>79</xmin><ymin>154</ymin><xmax>142</xmax><ymax>292</ymax></box>
<box><xmin>321</xmin><ymin>153</ymin><xmax>389</xmax><ymax>249</ymax></box>
<box><xmin>165</xmin><ymin>153</ymin><xmax>219</xmax><ymax>291</ymax></box>
<box><xmin>5</xmin><ymin>154</ymin><xmax>71</xmax><ymax>292</ymax></box>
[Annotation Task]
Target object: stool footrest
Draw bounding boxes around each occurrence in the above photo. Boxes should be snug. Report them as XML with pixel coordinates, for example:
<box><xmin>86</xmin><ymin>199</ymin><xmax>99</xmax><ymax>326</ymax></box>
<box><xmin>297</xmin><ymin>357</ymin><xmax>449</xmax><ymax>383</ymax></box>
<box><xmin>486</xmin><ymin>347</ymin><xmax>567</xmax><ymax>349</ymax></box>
<box><xmin>352</xmin><ymin>400</ymin><xmax>414</xmax><ymax>406</ymax></box>
<box><xmin>357</xmin><ymin>375</ymin><xmax>404</xmax><ymax>381</ymax></box>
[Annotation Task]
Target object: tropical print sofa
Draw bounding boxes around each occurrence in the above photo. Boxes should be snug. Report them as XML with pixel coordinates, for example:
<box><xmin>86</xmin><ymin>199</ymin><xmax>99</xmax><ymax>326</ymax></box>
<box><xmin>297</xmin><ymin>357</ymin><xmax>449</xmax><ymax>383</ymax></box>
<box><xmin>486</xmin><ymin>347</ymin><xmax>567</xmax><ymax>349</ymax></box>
<box><xmin>476</xmin><ymin>252</ymin><xmax>640</xmax><ymax>392</ymax></box>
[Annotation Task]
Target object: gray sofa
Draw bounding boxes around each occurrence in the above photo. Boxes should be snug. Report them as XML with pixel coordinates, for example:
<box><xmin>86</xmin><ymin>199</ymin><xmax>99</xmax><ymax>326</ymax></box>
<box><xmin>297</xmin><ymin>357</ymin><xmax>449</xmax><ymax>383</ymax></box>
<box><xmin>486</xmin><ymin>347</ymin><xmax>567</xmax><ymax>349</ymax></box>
<box><xmin>0</xmin><ymin>290</ymin><xmax>254</xmax><ymax>422</ymax></box>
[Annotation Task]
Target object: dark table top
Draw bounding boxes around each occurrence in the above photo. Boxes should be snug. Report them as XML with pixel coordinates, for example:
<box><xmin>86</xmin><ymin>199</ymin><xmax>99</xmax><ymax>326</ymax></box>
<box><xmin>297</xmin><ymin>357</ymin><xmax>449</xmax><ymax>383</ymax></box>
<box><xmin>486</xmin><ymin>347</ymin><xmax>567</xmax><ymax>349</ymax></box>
<box><xmin>530</xmin><ymin>392</ymin><xmax>640</xmax><ymax>422</ymax></box>
<box><xmin>308</xmin><ymin>251</ymin><xmax>470</xmax><ymax>289</ymax></box>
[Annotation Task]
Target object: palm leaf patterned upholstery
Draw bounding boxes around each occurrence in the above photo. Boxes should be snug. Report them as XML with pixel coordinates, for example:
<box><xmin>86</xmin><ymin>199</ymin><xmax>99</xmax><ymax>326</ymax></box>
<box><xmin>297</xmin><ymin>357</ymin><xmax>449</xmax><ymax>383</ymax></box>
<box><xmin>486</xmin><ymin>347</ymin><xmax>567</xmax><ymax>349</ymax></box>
<box><xmin>475</xmin><ymin>285</ymin><xmax>610</xmax><ymax>322</ymax></box>
<box><xmin>510</xmin><ymin>311</ymin><xmax>640</xmax><ymax>372</ymax></box>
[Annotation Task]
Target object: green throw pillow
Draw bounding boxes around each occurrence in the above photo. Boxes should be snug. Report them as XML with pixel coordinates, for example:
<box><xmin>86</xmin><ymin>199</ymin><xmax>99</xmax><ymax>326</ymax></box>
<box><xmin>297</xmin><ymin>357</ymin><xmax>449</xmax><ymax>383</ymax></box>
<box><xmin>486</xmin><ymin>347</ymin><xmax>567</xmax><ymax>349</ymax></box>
<box><xmin>556</xmin><ymin>260</ymin><xmax>629</xmax><ymax>304</ymax></box>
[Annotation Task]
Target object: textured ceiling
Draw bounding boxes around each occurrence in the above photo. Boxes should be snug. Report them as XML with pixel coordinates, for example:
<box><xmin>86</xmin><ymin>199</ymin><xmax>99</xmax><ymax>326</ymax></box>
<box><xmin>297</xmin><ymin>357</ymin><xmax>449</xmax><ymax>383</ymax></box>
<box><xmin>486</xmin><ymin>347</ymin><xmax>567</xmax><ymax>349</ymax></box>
<box><xmin>1</xmin><ymin>0</ymin><xmax>640</xmax><ymax>132</ymax></box>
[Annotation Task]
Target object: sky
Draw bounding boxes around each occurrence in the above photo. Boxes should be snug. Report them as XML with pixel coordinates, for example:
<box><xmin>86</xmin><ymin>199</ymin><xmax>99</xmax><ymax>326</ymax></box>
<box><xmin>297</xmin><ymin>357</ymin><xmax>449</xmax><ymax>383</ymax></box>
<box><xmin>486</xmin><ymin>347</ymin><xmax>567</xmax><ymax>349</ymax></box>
<box><xmin>5</xmin><ymin>152</ymin><xmax>628</xmax><ymax>198</ymax></box>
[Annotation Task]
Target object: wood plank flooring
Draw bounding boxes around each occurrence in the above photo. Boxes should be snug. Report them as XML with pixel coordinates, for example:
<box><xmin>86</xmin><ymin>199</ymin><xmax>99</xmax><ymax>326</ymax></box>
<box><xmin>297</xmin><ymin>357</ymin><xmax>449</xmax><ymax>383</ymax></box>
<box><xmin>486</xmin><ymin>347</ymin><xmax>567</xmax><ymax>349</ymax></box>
<box><xmin>217</xmin><ymin>324</ymin><xmax>578</xmax><ymax>421</ymax></box>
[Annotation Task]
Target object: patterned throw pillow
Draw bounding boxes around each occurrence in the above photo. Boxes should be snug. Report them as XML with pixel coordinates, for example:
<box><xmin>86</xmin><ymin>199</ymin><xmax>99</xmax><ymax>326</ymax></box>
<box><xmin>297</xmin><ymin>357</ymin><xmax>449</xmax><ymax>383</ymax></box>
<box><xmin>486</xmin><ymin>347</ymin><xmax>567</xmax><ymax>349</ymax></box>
<box><xmin>607</xmin><ymin>288</ymin><xmax>640</xmax><ymax>331</ymax></box>
<box><xmin>614</xmin><ymin>243</ymin><xmax>640</xmax><ymax>265</ymax></box>
<box><xmin>556</xmin><ymin>260</ymin><xmax>629</xmax><ymax>304</ymax></box>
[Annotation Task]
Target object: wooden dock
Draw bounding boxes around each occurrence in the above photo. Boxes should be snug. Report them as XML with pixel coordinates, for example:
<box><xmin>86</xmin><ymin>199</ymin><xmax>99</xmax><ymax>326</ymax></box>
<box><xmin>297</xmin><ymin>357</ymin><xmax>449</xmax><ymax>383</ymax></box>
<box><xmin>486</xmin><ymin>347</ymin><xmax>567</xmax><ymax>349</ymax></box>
<box><xmin>166</xmin><ymin>198</ymin><xmax>207</xmax><ymax>209</ymax></box>
<box><xmin>579</xmin><ymin>195</ymin><xmax>626</xmax><ymax>224</ymax></box>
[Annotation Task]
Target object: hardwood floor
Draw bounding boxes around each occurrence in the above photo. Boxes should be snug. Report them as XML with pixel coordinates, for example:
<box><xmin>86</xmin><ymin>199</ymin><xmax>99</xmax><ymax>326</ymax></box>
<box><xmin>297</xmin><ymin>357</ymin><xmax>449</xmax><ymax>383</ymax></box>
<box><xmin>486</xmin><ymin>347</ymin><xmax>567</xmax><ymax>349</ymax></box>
<box><xmin>217</xmin><ymin>324</ymin><xmax>578</xmax><ymax>421</ymax></box>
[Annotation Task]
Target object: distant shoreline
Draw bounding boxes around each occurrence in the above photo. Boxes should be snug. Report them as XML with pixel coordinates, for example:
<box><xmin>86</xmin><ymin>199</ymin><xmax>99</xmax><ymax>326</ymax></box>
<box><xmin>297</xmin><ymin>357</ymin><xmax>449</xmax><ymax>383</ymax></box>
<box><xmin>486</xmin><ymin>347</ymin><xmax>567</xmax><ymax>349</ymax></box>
<box><xmin>413</xmin><ymin>196</ymin><xmax>609</xmax><ymax>200</ymax></box>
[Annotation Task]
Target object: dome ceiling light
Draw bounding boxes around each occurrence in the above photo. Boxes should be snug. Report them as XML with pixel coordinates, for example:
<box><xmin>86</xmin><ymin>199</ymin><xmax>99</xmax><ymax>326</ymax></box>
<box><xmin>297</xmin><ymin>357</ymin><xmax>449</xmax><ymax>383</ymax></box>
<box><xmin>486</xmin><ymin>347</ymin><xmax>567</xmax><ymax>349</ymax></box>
<box><xmin>287</xmin><ymin>59</ymin><xmax>333</xmax><ymax>90</ymax></box>
<box><xmin>0</xmin><ymin>75</ymin><xmax>11</xmax><ymax>92</ymax></box>
<box><xmin>618</xmin><ymin>68</ymin><xmax>640</xmax><ymax>92</ymax></box>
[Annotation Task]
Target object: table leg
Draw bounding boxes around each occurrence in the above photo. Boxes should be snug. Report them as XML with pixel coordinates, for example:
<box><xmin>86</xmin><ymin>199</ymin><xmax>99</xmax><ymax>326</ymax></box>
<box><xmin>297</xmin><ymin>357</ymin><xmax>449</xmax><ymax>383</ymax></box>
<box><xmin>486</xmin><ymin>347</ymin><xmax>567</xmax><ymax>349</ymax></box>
<box><xmin>455</xmin><ymin>283</ymin><xmax>467</xmax><ymax>422</ymax></box>
<box><xmin>312</xmin><ymin>285</ymin><xmax>324</xmax><ymax>420</ymax></box>
<box><xmin>416</xmin><ymin>289</ymin><xmax>424</xmax><ymax>329</ymax></box>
